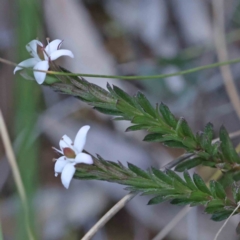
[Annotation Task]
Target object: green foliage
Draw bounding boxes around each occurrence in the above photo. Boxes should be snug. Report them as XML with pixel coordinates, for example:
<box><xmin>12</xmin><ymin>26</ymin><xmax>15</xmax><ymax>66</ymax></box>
<box><xmin>50</xmin><ymin>69</ymin><xmax>240</xmax><ymax>175</ymax></box>
<box><xmin>74</xmin><ymin>155</ymin><xmax>240</xmax><ymax>221</ymax></box>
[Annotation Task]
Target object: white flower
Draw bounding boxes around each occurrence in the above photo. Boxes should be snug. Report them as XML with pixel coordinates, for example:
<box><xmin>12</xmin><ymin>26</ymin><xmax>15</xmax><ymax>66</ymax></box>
<box><xmin>53</xmin><ymin>125</ymin><xmax>93</xmax><ymax>189</ymax></box>
<box><xmin>14</xmin><ymin>39</ymin><xmax>74</xmax><ymax>84</ymax></box>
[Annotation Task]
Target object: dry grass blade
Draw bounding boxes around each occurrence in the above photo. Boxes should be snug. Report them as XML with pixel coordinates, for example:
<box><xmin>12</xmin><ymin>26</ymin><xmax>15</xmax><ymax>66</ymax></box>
<box><xmin>152</xmin><ymin>206</ymin><xmax>191</xmax><ymax>240</ymax></box>
<box><xmin>81</xmin><ymin>193</ymin><xmax>136</xmax><ymax>240</ymax></box>
<box><xmin>0</xmin><ymin>109</ymin><xmax>34</xmax><ymax>240</ymax></box>
<box><xmin>212</xmin><ymin>0</ymin><xmax>240</xmax><ymax>120</ymax></box>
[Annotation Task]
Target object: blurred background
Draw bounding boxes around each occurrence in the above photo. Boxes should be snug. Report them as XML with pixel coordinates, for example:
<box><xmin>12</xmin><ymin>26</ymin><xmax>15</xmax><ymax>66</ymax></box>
<box><xmin>1</xmin><ymin>0</ymin><xmax>240</xmax><ymax>239</ymax></box>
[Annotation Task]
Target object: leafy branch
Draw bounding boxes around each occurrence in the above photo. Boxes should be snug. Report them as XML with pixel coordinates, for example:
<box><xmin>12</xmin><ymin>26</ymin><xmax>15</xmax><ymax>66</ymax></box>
<box><xmin>49</xmin><ymin>67</ymin><xmax>240</xmax><ymax>174</ymax></box>
<box><xmin>75</xmin><ymin>154</ymin><xmax>240</xmax><ymax>222</ymax></box>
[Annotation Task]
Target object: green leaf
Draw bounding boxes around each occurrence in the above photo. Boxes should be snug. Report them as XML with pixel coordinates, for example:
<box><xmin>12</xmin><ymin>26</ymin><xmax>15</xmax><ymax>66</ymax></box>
<box><xmin>128</xmin><ymin>163</ymin><xmax>150</xmax><ymax>179</ymax></box>
<box><xmin>131</xmin><ymin>115</ymin><xmax>155</xmax><ymax>124</ymax></box>
<box><xmin>125</xmin><ymin>124</ymin><xmax>149</xmax><ymax>132</ymax></box>
<box><xmin>183</xmin><ymin>171</ymin><xmax>198</xmax><ymax>191</ymax></box>
<box><xmin>116</xmin><ymin>99</ymin><xmax>141</xmax><ymax>115</ymax></box>
<box><xmin>189</xmin><ymin>191</ymin><xmax>209</xmax><ymax>202</ymax></box>
<box><xmin>204</xmin><ymin>122</ymin><xmax>214</xmax><ymax>142</ymax></box>
<box><xmin>148</xmin><ymin>194</ymin><xmax>180</xmax><ymax>205</ymax></box>
<box><xmin>94</xmin><ymin>107</ymin><xmax>123</xmax><ymax>116</ymax></box>
<box><xmin>175</xmin><ymin>158</ymin><xmax>203</xmax><ymax>172</ymax></box>
<box><xmin>220</xmin><ymin>126</ymin><xmax>240</xmax><ymax>163</ymax></box>
<box><xmin>91</xmin><ymin>102</ymin><xmax>117</xmax><ymax>110</ymax></box>
<box><xmin>177</xmin><ymin>118</ymin><xmax>195</xmax><ymax>139</ymax></box>
<box><xmin>211</xmin><ymin>210</ymin><xmax>233</xmax><ymax>221</ymax></box>
<box><xmin>151</xmin><ymin>168</ymin><xmax>172</xmax><ymax>185</ymax></box>
<box><xmin>201</xmin><ymin>123</ymin><xmax>214</xmax><ymax>153</ymax></box>
<box><xmin>135</xmin><ymin>92</ymin><xmax>156</xmax><ymax>117</ymax></box>
<box><xmin>163</xmin><ymin>140</ymin><xmax>188</xmax><ymax>149</ymax></box>
<box><xmin>113</xmin><ymin>85</ymin><xmax>136</xmax><ymax>107</ymax></box>
<box><xmin>88</xmin><ymin>83</ymin><xmax>114</xmax><ymax>102</ymax></box>
<box><xmin>159</xmin><ymin>103</ymin><xmax>178</xmax><ymax>128</ymax></box>
<box><xmin>213</xmin><ymin>181</ymin><xmax>226</xmax><ymax>199</ymax></box>
<box><xmin>143</xmin><ymin>133</ymin><xmax>164</xmax><ymax>142</ymax></box>
<box><xmin>106</xmin><ymin>83</ymin><xmax>118</xmax><ymax>99</ymax></box>
<box><xmin>209</xmin><ymin>180</ymin><xmax>217</xmax><ymax>198</ymax></box>
<box><xmin>193</xmin><ymin>173</ymin><xmax>211</xmax><ymax>195</ymax></box>
<box><xmin>170</xmin><ymin>198</ymin><xmax>192</xmax><ymax>205</ymax></box>
<box><xmin>166</xmin><ymin>169</ymin><xmax>189</xmax><ymax>189</ymax></box>
<box><xmin>205</xmin><ymin>199</ymin><xmax>225</xmax><ymax>214</ymax></box>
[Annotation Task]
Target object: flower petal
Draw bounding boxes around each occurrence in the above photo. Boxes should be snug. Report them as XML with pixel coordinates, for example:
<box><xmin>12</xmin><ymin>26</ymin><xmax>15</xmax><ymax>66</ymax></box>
<box><xmin>26</xmin><ymin>40</ymin><xmax>43</xmax><ymax>59</ymax></box>
<box><xmin>45</xmin><ymin>39</ymin><xmax>63</xmax><ymax>56</ymax></box>
<box><xmin>13</xmin><ymin>58</ymin><xmax>39</xmax><ymax>74</ymax></box>
<box><xmin>33</xmin><ymin>60</ymin><xmax>49</xmax><ymax>84</ymax></box>
<box><xmin>59</xmin><ymin>135</ymin><xmax>74</xmax><ymax>151</ymax></box>
<box><xmin>54</xmin><ymin>156</ymin><xmax>68</xmax><ymax>176</ymax></box>
<box><xmin>75</xmin><ymin>153</ymin><xmax>93</xmax><ymax>164</ymax></box>
<box><xmin>49</xmin><ymin>49</ymin><xmax>74</xmax><ymax>61</ymax></box>
<box><xmin>61</xmin><ymin>163</ymin><xmax>76</xmax><ymax>189</ymax></box>
<box><xmin>74</xmin><ymin>125</ymin><xmax>90</xmax><ymax>153</ymax></box>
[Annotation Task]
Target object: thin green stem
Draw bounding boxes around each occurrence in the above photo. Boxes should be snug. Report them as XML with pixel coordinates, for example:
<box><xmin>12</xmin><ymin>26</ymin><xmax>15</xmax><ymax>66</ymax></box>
<box><xmin>46</xmin><ymin>57</ymin><xmax>240</xmax><ymax>80</ymax></box>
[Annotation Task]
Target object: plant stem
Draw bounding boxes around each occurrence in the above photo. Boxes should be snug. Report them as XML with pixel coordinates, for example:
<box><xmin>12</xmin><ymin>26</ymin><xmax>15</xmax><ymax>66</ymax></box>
<box><xmin>46</xmin><ymin>57</ymin><xmax>240</xmax><ymax>80</ymax></box>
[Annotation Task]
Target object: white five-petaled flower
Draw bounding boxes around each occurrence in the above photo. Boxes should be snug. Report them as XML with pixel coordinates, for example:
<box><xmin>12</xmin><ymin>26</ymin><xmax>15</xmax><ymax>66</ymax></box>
<box><xmin>53</xmin><ymin>125</ymin><xmax>93</xmax><ymax>189</ymax></box>
<box><xmin>13</xmin><ymin>39</ymin><xmax>74</xmax><ymax>84</ymax></box>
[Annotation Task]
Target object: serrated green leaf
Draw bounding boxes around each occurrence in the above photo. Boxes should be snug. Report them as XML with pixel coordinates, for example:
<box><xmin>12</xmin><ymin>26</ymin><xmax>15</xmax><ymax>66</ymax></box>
<box><xmin>214</xmin><ymin>181</ymin><xmax>226</xmax><ymax>199</ymax></box>
<box><xmin>211</xmin><ymin>210</ymin><xmax>233</xmax><ymax>221</ymax></box>
<box><xmin>159</xmin><ymin>103</ymin><xmax>178</xmax><ymax>128</ymax></box>
<box><xmin>193</xmin><ymin>173</ymin><xmax>211</xmax><ymax>195</ymax></box>
<box><xmin>205</xmin><ymin>199</ymin><xmax>225</xmax><ymax>214</ymax></box>
<box><xmin>220</xmin><ymin>126</ymin><xmax>240</xmax><ymax>163</ymax></box>
<box><xmin>125</xmin><ymin>124</ymin><xmax>149</xmax><ymax>132</ymax></box>
<box><xmin>151</xmin><ymin>168</ymin><xmax>172</xmax><ymax>185</ymax></box>
<box><xmin>128</xmin><ymin>163</ymin><xmax>150</xmax><ymax>179</ymax></box>
<box><xmin>135</xmin><ymin>92</ymin><xmax>156</xmax><ymax>117</ymax></box>
<box><xmin>183</xmin><ymin>171</ymin><xmax>198</xmax><ymax>191</ymax></box>
<box><xmin>175</xmin><ymin>158</ymin><xmax>203</xmax><ymax>172</ymax></box>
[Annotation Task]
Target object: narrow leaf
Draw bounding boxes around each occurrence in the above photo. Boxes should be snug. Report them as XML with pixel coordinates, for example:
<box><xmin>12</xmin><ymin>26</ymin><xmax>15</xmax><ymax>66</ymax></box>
<box><xmin>136</xmin><ymin>92</ymin><xmax>156</xmax><ymax>117</ymax></box>
<box><xmin>128</xmin><ymin>163</ymin><xmax>150</xmax><ymax>179</ymax></box>
<box><xmin>126</xmin><ymin>124</ymin><xmax>149</xmax><ymax>132</ymax></box>
<box><xmin>220</xmin><ymin>126</ymin><xmax>240</xmax><ymax>163</ymax></box>
<box><xmin>175</xmin><ymin>158</ymin><xmax>203</xmax><ymax>172</ymax></box>
<box><xmin>211</xmin><ymin>210</ymin><xmax>233</xmax><ymax>222</ymax></box>
<box><xmin>193</xmin><ymin>173</ymin><xmax>211</xmax><ymax>195</ymax></box>
<box><xmin>183</xmin><ymin>171</ymin><xmax>198</xmax><ymax>191</ymax></box>
<box><xmin>151</xmin><ymin>168</ymin><xmax>172</xmax><ymax>185</ymax></box>
<box><xmin>213</xmin><ymin>181</ymin><xmax>226</xmax><ymax>199</ymax></box>
<box><xmin>159</xmin><ymin>103</ymin><xmax>178</xmax><ymax>128</ymax></box>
